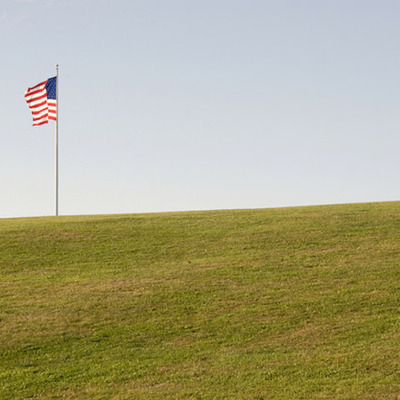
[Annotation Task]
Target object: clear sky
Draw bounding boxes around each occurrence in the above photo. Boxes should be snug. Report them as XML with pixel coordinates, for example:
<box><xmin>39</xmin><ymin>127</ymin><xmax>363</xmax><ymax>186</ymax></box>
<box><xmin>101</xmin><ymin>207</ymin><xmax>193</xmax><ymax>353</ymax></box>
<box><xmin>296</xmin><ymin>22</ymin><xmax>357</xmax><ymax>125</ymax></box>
<box><xmin>1</xmin><ymin>0</ymin><xmax>400</xmax><ymax>218</ymax></box>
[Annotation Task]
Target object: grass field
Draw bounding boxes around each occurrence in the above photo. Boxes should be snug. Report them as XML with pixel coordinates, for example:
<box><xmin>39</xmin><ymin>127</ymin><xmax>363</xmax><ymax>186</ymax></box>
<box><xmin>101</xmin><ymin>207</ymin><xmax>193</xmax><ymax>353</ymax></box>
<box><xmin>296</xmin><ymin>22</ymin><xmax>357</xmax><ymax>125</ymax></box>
<box><xmin>1</xmin><ymin>202</ymin><xmax>400</xmax><ymax>399</ymax></box>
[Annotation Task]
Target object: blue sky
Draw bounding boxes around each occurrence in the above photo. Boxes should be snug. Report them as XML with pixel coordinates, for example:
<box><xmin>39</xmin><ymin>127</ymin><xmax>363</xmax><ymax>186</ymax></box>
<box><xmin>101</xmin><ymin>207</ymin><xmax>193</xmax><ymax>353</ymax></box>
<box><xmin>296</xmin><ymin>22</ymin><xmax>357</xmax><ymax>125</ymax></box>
<box><xmin>1</xmin><ymin>0</ymin><xmax>400</xmax><ymax>217</ymax></box>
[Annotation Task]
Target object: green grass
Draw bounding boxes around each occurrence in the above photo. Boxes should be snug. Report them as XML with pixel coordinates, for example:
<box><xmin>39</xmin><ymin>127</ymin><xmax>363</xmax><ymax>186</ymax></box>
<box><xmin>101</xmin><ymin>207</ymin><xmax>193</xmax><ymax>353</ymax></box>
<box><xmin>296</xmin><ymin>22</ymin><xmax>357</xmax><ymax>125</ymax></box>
<box><xmin>1</xmin><ymin>202</ymin><xmax>400</xmax><ymax>399</ymax></box>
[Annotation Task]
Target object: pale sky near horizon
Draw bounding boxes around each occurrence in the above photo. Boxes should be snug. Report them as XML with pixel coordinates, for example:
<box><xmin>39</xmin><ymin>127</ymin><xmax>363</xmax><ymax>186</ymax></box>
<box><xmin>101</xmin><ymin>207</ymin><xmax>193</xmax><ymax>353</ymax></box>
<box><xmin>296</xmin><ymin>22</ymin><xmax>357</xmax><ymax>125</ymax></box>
<box><xmin>1</xmin><ymin>0</ymin><xmax>400</xmax><ymax>218</ymax></box>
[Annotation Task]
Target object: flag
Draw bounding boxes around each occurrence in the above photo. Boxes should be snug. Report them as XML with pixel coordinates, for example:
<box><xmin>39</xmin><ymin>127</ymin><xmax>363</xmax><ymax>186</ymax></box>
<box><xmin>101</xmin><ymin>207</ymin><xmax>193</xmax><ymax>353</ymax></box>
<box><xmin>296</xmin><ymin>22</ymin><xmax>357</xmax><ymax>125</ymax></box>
<box><xmin>25</xmin><ymin>77</ymin><xmax>57</xmax><ymax>126</ymax></box>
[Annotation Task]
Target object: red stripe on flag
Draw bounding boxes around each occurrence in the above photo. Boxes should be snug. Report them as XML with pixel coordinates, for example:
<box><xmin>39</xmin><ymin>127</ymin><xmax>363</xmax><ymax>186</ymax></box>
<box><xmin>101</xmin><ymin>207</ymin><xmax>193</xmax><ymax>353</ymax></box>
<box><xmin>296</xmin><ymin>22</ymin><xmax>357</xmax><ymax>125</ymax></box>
<box><xmin>25</xmin><ymin>87</ymin><xmax>46</xmax><ymax>99</ymax></box>
<box><xmin>26</xmin><ymin>93</ymin><xmax>47</xmax><ymax>104</ymax></box>
<box><xmin>30</xmin><ymin>100</ymin><xmax>47</xmax><ymax>110</ymax></box>
<box><xmin>27</xmin><ymin>80</ymin><xmax>48</xmax><ymax>91</ymax></box>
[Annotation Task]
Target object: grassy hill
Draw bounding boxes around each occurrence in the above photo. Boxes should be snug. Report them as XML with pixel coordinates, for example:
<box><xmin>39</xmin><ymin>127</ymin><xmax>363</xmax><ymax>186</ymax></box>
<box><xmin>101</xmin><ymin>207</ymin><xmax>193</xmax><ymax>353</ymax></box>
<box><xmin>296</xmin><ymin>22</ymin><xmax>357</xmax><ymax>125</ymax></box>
<box><xmin>1</xmin><ymin>202</ymin><xmax>399</xmax><ymax>399</ymax></box>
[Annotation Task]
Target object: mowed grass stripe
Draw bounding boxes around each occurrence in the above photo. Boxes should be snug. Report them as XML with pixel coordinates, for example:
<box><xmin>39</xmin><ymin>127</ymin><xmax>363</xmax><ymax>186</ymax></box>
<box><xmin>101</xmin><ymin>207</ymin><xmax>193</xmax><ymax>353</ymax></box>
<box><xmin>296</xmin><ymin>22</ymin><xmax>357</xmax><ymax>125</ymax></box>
<box><xmin>1</xmin><ymin>202</ymin><xmax>400</xmax><ymax>399</ymax></box>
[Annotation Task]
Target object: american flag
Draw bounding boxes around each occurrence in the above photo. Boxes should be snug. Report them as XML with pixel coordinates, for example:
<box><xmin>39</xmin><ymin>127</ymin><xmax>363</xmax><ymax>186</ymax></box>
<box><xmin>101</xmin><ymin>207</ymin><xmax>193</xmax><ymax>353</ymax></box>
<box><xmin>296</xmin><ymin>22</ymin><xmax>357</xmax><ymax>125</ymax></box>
<box><xmin>25</xmin><ymin>77</ymin><xmax>57</xmax><ymax>126</ymax></box>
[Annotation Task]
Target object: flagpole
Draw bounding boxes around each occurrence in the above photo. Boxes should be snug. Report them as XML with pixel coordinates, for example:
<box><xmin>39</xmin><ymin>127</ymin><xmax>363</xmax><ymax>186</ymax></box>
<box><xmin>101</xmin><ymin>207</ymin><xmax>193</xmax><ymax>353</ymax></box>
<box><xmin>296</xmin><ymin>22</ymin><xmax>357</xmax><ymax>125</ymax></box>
<box><xmin>55</xmin><ymin>64</ymin><xmax>59</xmax><ymax>216</ymax></box>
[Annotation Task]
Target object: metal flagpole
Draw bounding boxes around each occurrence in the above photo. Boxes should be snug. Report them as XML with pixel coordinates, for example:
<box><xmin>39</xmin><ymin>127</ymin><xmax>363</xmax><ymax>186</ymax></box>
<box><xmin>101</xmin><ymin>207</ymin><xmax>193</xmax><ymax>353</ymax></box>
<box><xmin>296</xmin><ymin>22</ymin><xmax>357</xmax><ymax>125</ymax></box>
<box><xmin>55</xmin><ymin>64</ymin><xmax>59</xmax><ymax>216</ymax></box>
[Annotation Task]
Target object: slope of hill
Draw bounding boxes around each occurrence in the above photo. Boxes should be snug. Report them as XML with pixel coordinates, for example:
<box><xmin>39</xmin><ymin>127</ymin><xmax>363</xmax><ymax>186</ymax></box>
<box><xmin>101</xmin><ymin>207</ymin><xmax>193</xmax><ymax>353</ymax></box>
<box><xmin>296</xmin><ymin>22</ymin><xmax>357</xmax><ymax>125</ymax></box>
<box><xmin>1</xmin><ymin>202</ymin><xmax>399</xmax><ymax>399</ymax></box>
